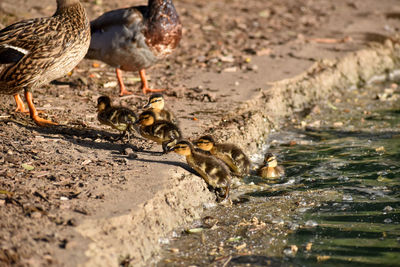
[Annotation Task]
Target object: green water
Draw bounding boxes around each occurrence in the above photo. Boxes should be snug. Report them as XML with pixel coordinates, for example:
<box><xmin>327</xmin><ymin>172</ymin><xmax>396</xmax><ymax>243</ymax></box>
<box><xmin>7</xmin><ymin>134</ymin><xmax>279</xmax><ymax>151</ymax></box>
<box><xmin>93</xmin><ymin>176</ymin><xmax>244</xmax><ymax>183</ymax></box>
<box><xmin>157</xmin><ymin>81</ymin><xmax>400</xmax><ymax>266</ymax></box>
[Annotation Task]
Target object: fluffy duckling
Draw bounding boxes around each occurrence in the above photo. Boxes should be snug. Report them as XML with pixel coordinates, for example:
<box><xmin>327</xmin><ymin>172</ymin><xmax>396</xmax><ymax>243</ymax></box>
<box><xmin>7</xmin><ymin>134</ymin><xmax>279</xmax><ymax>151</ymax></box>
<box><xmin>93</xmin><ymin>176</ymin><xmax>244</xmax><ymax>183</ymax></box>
<box><xmin>97</xmin><ymin>96</ymin><xmax>137</xmax><ymax>141</ymax></box>
<box><xmin>172</xmin><ymin>140</ymin><xmax>231</xmax><ymax>201</ymax></box>
<box><xmin>86</xmin><ymin>0</ymin><xmax>182</xmax><ymax>96</ymax></box>
<box><xmin>135</xmin><ymin>110</ymin><xmax>181</xmax><ymax>153</ymax></box>
<box><xmin>258</xmin><ymin>153</ymin><xmax>285</xmax><ymax>179</ymax></box>
<box><xmin>195</xmin><ymin>135</ymin><xmax>250</xmax><ymax>176</ymax></box>
<box><xmin>0</xmin><ymin>0</ymin><xmax>90</xmax><ymax>126</ymax></box>
<box><xmin>143</xmin><ymin>93</ymin><xmax>177</xmax><ymax>124</ymax></box>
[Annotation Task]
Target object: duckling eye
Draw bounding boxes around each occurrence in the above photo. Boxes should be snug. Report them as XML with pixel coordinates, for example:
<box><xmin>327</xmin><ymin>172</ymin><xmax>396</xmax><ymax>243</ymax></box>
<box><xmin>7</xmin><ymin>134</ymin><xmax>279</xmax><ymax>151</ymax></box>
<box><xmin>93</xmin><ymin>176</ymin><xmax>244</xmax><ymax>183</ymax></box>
<box><xmin>151</xmin><ymin>99</ymin><xmax>161</xmax><ymax>103</ymax></box>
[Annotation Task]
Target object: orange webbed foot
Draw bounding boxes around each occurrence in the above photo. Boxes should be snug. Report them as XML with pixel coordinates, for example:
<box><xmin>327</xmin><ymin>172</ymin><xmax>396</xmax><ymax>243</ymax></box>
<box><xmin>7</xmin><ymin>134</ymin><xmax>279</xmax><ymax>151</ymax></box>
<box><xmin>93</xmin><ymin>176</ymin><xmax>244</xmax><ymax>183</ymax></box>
<box><xmin>32</xmin><ymin>115</ymin><xmax>58</xmax><ymax>127</ymax></box>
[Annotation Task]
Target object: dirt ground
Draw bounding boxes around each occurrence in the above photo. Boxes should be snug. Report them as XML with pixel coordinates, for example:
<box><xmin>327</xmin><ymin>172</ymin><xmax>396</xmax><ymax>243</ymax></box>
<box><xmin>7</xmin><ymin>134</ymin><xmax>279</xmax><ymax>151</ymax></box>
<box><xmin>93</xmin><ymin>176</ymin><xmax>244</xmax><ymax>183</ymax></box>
<box><xmin>1</xmin><ymin>0</ymin><xmax>400</xmax><ymax>266</ymax></box>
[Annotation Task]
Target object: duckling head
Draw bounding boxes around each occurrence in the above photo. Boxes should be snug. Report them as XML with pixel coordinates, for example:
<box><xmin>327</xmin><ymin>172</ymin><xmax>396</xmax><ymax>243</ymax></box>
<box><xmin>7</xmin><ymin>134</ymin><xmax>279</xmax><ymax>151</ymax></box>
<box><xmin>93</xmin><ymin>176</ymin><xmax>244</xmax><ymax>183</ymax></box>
<box><xmin>143</xmin><ymin>93</ymin><xmax>165</xmax><ymax>110</ymax></box>
<box><xmin>172</xmin><ymin>140</ymin><xmax>193</xmax><ymax>156</ymax></box>
<box><xmin>264</xmin><ymin>153</ymin><xmax>278</xmax><ymax>167</ymax></box>
<box><xmin>97</xmin><ymin>96</ymin><xmax>111</xmax><ymax>112</ymax></box>
<box><xmin>195</xmin><ymin>135</ymin><xmax>215</xmax><ymax>151</ymax></box>
<box><xmin>136</xmin><ymin>110</ymin><xmax>156</xmax><ymax>126</ymax></box>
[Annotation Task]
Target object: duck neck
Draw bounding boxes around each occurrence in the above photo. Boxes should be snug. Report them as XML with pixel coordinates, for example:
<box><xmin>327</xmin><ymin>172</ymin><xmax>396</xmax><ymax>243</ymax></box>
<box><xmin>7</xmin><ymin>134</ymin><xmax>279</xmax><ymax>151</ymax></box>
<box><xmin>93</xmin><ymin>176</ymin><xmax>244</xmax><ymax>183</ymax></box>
<box><xmin>56</xmin><ymin>0</ymin><xmax>80</xmax><ymax>9</ymax></box>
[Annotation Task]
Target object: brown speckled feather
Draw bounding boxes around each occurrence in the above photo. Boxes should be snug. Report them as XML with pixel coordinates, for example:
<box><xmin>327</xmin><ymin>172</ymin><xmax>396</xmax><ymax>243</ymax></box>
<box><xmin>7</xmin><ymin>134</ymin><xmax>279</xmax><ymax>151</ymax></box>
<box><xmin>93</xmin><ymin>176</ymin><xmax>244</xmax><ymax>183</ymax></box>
<box><xmin>0</xmin><ymin>0</ymin><xmax>90</xmax><ymax>95</ymax></box>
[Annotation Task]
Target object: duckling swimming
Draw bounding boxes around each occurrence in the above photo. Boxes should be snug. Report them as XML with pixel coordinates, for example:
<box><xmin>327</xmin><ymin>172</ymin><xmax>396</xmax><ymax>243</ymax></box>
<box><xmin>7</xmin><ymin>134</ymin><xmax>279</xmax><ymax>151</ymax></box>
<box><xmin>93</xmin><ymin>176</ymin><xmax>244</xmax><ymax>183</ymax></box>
<box><xmin>172</xmin><ymin>140</ymin><xmax>231</xmax><ymax>201</ymax></box>
<box><xmin>143</xmin><ymin>93</ymin><xmax>178</xmax><ymax>124</ymax></box>
<box><xmin>195</xmin><ymin>135</ymin><xmax>250</xmax><ymax>176</ymax></box>
<box><xmin>97</xmin><ymin>96</ymin><xmax>138</xmax><ymax>141</ymax></box>
<box><xmin>135</xmin><ymin>110</ymin><xmax>181</xmax><ymax>153</ymax></box>
<box><xmin>258</xmin><ymin>153</ymin><xmax>285</xmax><ymax>179</ymax></box>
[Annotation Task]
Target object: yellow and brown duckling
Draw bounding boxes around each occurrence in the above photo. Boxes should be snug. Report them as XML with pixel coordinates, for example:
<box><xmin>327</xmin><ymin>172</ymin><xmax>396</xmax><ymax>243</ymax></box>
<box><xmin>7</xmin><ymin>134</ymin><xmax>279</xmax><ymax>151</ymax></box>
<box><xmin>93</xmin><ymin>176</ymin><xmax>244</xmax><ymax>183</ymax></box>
<box><xmin>97</xmin><ymin>96</ymin><xmax>137</xmax><ymax>141</ymax></box>
<box><xmin>86</xmin><ymin>0</ymin><xmax>182</xmax><ymax>96</ymax></box>
<box><xmin>257</xmin><ymin>153</ymin><xmax>285</xmax><ymax>179</ymax></box>
<box><xmin>143</xmin><ymin>93</ymin><xmax>178</xmax><ymax>124</ymax></box>
<box><xmin>195</xmin><ymin>135</ymin><xmax>250</xmax><ymax>177</ymax></box>
<box><xmin>135</xmin><ymin>110</ymin><xmax>181</xmax><ymax>153</ymax></box>
<box><xmin>172</xmin><ymin>140</ymin><xmax>231</xmax><ymax>201</ymax></box>
<box><xmin>0</xmin><ymin>0</ymin><xmax>90</xmax><ymax>126</ymax></box>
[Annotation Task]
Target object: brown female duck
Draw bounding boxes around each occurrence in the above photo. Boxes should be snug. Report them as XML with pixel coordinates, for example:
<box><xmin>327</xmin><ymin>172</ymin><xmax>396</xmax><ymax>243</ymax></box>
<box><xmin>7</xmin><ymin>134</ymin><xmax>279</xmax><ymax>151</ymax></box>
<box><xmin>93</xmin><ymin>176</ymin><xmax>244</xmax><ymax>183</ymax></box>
<box><xmin>86</xmin><ymin>0</ymin><xmax>182</xmax><ymax>96</ymax></box>
<box><xmin>195</xmin><ymin>135</ymin><xmax>251</xmax><ymax>177</ymax></box>
<box><xmin>172</xmin><ymin>140</ymin><xmax>231</xmax><ymax>201</ymax></box>
<box><xmin>0</xmin><ymin>0</ymin><xmax>90</xmax><ymax>126</ymax></box>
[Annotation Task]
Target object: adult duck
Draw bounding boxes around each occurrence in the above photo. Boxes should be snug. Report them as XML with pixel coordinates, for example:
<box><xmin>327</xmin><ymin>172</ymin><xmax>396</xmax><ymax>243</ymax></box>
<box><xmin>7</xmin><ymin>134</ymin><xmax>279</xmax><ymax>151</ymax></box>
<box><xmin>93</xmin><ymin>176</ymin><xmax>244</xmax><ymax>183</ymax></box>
<box><xmin>86</xmin><ymin>0</ymin><xmax>182</xmax><ymax>96</ymax></box>
<box><xmin>0</xmin><ymin>0</ymin><xmax>90</xmax><ymax>126</ymax></box>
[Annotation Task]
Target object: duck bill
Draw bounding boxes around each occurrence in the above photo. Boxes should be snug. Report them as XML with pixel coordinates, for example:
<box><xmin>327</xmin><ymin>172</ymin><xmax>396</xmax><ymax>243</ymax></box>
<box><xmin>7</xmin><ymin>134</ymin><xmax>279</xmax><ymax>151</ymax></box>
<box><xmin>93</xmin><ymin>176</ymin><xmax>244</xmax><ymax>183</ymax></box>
<box><xmin>143</xmin><ymin>102</ymin><xmax>151</xmax><ymax>109</ymax></box>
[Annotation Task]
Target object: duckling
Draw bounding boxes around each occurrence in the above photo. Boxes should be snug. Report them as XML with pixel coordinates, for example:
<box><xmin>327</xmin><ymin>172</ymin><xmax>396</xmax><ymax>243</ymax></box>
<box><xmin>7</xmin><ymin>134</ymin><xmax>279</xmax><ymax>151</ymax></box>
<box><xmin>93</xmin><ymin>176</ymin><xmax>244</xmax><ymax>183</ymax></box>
<box><xmin>0</xmin><ymin>0</ymin><xmax>90</xmax><ymax>126</ymax></box>
<box><xmin>97</xmin><ymin>96</ymin><xmax>137</xmax><ymax>141</ymax></box>
<box><xmin>172</xmin><ymin>140</ymin><xmax>231</xmax><ymax>201</ymax></box>
<box><xmin>135</xmin><ymin>110</ymin><xmax>181</xmax><ymax>153</ymax></box>
<box><xmin>86</xmin><ymin>0</ymin><xmax>182</xmax><ymax>96</ymax></box>
<box><xmin>143</xmin><ymin>93</ymin><xmax>178</xmax><ymax>124</ymax></box>
<box><xmin>257</xmin><ymin>153</ymin><xmax>285</xmax><ymax>179</ymax></box>
<box><xmin>195</xmin><ymin>135</ymin><xmax>250</xmax><ymax>176</ymax></box>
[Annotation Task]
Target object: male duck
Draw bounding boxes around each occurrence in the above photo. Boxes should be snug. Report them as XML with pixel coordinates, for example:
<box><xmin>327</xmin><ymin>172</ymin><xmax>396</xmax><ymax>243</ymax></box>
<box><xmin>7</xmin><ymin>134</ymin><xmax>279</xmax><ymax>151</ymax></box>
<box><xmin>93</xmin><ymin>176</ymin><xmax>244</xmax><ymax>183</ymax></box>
<box><xmin>0</xmin><ymin>0</ymin><xmax>90</xmax><ymax>126</ymax></box>
<box><xmin>86</xmin><ymin>0</ymin><xmax>182</xmax><ymax>96</ymax></box>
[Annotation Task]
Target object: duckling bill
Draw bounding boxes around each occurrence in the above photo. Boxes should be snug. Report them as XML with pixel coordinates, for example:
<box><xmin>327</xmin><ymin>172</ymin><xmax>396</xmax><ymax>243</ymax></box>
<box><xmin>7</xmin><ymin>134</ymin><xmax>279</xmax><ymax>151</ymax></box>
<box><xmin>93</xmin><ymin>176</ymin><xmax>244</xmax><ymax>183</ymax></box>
<box><xmin>135</xmin><ymin>110</ymin><xmax>181</xmax><ymax>153</ymax></box>
<box><xmin>172</xmin><ymin>140</ymin><xmax>231</xmax><ymax>201</ymax></box>
<box><xmin>258</xmin><ymin>153</ymin><xmax>285</xmax><ymax>179</ymax></box>
<box><xmin>97</xmin><ymin>96</ymin><xmax>138</xmax><ymax>141</ymax></box>
<box><xmin>195</xmin><ymin>135</ymin><xmax>250</xmax><ymax>176</ymax></box>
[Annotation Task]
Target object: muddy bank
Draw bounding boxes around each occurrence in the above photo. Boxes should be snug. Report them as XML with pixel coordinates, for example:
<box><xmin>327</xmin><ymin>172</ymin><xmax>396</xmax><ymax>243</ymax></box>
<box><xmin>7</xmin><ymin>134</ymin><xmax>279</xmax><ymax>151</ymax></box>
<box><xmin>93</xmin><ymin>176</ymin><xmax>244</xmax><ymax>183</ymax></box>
<box><xmin>1</xmin><ymin>0</ymin><xmax>400</xmax><ymax>266</ymax></box>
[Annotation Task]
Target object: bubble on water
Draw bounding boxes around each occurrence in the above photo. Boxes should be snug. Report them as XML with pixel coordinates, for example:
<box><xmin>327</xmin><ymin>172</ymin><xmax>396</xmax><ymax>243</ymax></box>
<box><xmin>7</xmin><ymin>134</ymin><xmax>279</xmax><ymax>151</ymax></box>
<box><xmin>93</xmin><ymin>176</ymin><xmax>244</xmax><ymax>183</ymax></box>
<box><xmin>305</xmin><ymin>220</ymin><xmax>318</xmax><ymax>227</ymax></box>
<box><xmin>384</xmin><ymin>218</ymin><xmax>392</xmax><ymax>224</ymax></box>
<box><xmin>338</xmin><ymin>176</ymin><xmax>349</xmax><ymax>181</ymax></box>
<box><xmin>342</xmin><ymin>194</ymin><xmax>353</xmax><ymax>201</ymax></box>
<box><xmin>383</xmin><ymin>206</ymin><xmax>394</xmax><ymax>212</ymax></box>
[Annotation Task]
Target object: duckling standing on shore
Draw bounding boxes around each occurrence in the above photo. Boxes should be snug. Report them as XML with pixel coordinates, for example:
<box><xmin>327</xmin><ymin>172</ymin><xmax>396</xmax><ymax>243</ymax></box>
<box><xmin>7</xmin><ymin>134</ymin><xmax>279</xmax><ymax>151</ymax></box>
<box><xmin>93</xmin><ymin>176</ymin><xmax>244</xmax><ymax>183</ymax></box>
<box><xmin>97</xmin><ymin>96</ymin><xmax>138</xmax><ymax>141</ymax></box>
<box><xmin>0</xmin><ymin>0</ymin><xmax>90</xmax><ymax>126</ymax></box>
<box><xmin>195</xmin><ymin>135</ymin><xmax>250</xmax><ymax>177</ymax></box>
<box><xmin>172</xmin><ymin>140</ymin><xmax>231</xmax><ymax>201</ymax></box>
<box><xmin>86</xmin><ymin>0</ymin><xmax>182</xmax><ymax>96</ymax></box>
<box><xmin>143</xmin><ymin>93</ymin><xmax>177</xmax><ymax>124</ymax></box>
<box><xmin>258</xmin><ymin>153</ymin><xmax>285</xmax><ymax>179</ymax></box>
<box><xmin>135</xmin><ymin>110</ymin><xmax>181</xmax><ymax>153</ymax></box>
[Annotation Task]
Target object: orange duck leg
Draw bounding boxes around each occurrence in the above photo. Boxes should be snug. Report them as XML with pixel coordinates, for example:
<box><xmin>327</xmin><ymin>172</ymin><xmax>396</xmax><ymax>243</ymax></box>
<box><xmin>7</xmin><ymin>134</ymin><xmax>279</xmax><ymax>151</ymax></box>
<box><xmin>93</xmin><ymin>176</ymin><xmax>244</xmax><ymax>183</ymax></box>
<box><xmin>116</xmin><ymin>68</ymin><xmax>133</xmax><ymax>96</ymax></box>
<box><xmin>139</xmin><ymin>69</ymin><xmax>166</xmax><ymax>95</ymax></box>
<box><xmin>25</xmin><ymin>91</ymin><xmax>57</xmax><ymax>126</ymax></box>
<box><xmin>13</xmin><ymin>94</ymin><xmax>29</xmax><ymax>113</ymax></box>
